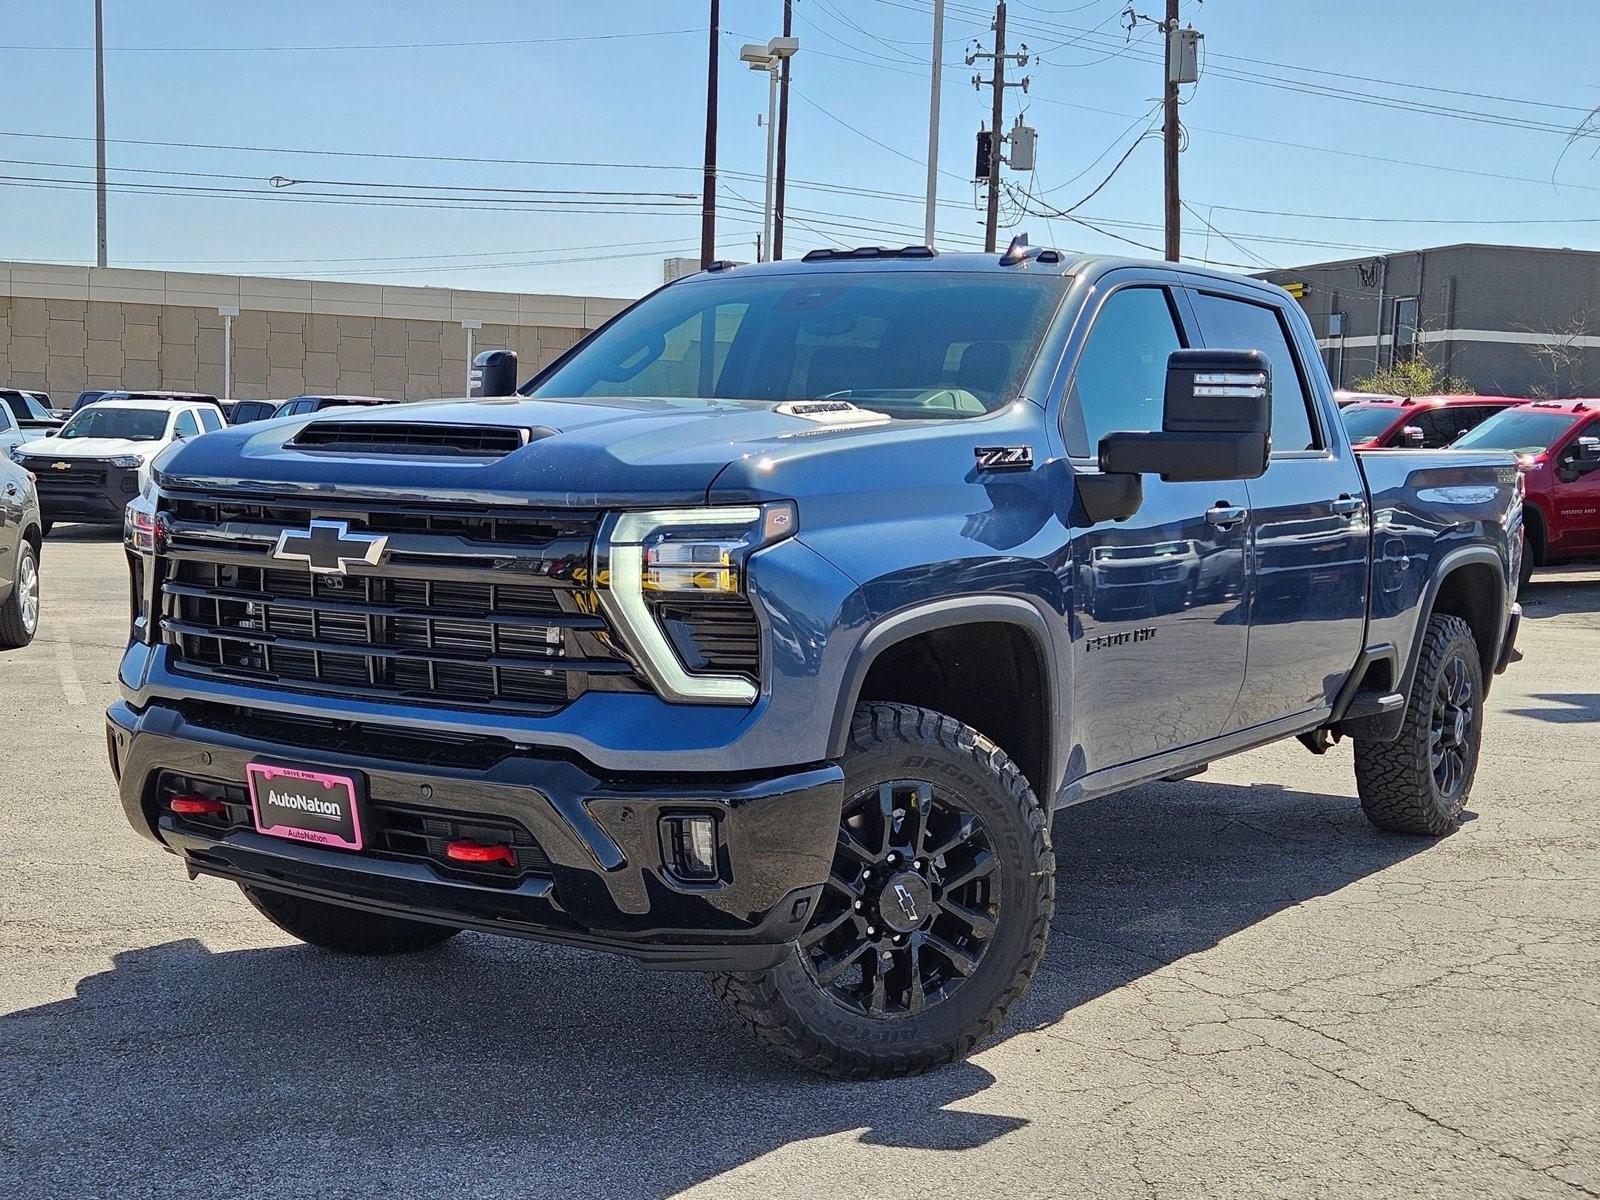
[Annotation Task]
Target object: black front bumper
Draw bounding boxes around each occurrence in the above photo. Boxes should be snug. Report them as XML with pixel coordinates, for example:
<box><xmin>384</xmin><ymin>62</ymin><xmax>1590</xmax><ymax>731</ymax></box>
<box><xmin>32</xmin><ymin>462</ymin><xmax>140</xmax><ymax>523</ymax></box>
<box><xmin>107</xmin><ymin>700</ymin><xmax>843</xmax><ymax>971</ymax></box>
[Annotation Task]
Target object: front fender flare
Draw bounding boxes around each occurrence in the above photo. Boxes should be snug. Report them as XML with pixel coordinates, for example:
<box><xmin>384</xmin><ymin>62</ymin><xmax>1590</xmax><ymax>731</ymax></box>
<box><xmin>825</xmin><ymin>594</ymin><xmax>1064</xmax><ymax>794</ymax></box>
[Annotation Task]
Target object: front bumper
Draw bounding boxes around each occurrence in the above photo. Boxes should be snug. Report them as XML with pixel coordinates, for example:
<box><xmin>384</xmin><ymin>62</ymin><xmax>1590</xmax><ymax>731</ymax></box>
<box><xmin>31</xmin><ymin>462</ymin><xmax>140</xmax><ymax>523</ymax></box>
<box><xmin>108</xmin><ymin>699</ymin><xmax>843</xmax><ymax>971</ymax></box>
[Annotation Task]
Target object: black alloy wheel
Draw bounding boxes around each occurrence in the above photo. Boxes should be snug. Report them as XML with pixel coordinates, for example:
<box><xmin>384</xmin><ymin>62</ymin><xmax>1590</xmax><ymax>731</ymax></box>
<box><xmin>801</xmin><ymin>779</ymin><xmax>999</xmax><ymax>1017</ymax></box>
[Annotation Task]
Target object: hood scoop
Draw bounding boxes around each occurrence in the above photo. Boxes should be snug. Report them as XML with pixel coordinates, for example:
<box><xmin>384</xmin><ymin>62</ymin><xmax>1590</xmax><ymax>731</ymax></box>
<box><xmin>290</xmin><ymin>420</ymin><xmax>548</xmax><ymax>459</ymax></box>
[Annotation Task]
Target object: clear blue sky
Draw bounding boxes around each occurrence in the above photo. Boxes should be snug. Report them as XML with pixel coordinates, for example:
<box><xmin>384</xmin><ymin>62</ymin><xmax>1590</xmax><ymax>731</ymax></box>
<box><xmin>2</xmin><ymin>0</ymin><xmax>1599</xmax><ymax>298</ymax></box>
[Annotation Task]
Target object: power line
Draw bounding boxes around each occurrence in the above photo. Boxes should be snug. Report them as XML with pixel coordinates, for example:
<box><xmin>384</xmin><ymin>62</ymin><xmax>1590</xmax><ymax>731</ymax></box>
<box><xmin>0</xmin><ymin>29</ymin><xmax>700</xmax><ymax>53</ymax></box>
<box><xmin>0</xmin><ymin>128</ymin><xmax>699</xmax><ymax>173</ymax></box>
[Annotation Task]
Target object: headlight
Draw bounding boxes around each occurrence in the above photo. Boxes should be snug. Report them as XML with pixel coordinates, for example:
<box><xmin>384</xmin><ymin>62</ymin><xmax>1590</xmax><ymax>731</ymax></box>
<box><xmin>7</xmin><ymin>448</ymin><xmax>24</xmax><ymax>464</ymax></box>
<box><xmin>124</xmin><ymin>492</ymin><xmax>163</xmax><ymax>555</ymax></box>
<box><xmin>598</xmin><ymin>503</ymin><xmax>796</xmax><ymax>704</ymax></box>
<box><xmin>108</xmin><ymin>455</ymin><xmax>143</xmax><ymax>469</ymax></box>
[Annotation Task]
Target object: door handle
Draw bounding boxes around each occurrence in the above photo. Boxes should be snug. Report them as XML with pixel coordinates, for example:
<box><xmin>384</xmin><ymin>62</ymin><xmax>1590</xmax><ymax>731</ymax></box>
<box><xmin>1331</xmin><ymin>494</ymin><xmax>1365</xmax><ymax>517</ymax></box>
<box><xmin>1205</xmin><ymin>503</ymin><xmax>1249</xmax><ymax>528</ymax></box>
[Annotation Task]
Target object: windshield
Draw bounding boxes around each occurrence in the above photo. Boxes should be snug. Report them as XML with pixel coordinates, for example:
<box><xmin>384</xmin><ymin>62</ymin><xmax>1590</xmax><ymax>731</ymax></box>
<box><xmin>530</xmin><ymin>271</ymin><xmax>1064</xmax><ymax>419</ymax></box>
<box><xmin>1340</xmin><ymin>404</ymin><xmax>1404</xmax><ymax>441</ymax></box>
<box><xmin>59</xmin><ymin>408</ymin><xmax>167</xmax><ymax>441</ymax></box>
<box><xmin>1454</xmin><ymin>408</ymin><xmax>1579</xmax><ymax>454</ymax></box>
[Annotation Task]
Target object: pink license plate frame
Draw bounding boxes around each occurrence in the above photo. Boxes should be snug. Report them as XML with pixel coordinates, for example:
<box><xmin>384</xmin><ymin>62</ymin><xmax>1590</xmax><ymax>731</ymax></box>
<box><xmin>246</xmin><ymin>762</ymin><xmax>365</xmax><ymax>851</ymax></box>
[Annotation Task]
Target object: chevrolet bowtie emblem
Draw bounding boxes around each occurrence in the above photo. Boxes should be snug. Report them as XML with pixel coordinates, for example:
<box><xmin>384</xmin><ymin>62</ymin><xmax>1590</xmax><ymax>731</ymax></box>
<box><xmin>52</xmin><ymin>462</ymin><xmax>71</xmax><ymax>471</ymax></box>
<box><xmin>271</xmin><ymin>519</ymin><xmax>389</xmax><ymax>575</ymax></box>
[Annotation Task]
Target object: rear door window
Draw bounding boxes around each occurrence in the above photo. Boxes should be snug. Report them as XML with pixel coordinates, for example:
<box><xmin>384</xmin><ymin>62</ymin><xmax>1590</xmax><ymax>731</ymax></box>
<box><xmin>1190</xmin><ymin>291</ymin><xmax>1321</xmax><ymax>451</ymax></box>
<box><xmin>196</xmin><ymin>406</ymin><xmax>223</xmax><ymax>432</ymax></box>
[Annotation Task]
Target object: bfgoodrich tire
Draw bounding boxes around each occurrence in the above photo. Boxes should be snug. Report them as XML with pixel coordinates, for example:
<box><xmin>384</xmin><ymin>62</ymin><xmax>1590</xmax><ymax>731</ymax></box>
<box><xmin>240</xmin><ymin>885</ymin><xmax>461</xmax><ymax>955</ymax></box>
<box><xmin>710</xmin><ymin>702</ymin><xmax>1054</xmax><ymax>1078</ymax></box>
<box><xmin>1354</xmin><ymin>614</ymin><xmax>1484</xmax><ymax>836</ymax></box>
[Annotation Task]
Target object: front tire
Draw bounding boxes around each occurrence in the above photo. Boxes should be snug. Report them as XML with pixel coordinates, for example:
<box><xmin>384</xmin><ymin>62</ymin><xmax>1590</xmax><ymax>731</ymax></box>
<box><xmin>711</xmin><ymin>702</ymin><xmax>1053</xmax><ymax>1078</ymax></box>
<box><xmin>1354</xmin><ymin>614</ymin><xmax>1484</xmax><ymax>836</ymax></box>
<box><xmin>240</xmin><ymin>885</ymin><xmax>461</xmax><ymax>955</ymax></box>
<box><xmin>0</xmin><ymin>538</ymin><xmax>40</xmax><ymax>648</ymax></box>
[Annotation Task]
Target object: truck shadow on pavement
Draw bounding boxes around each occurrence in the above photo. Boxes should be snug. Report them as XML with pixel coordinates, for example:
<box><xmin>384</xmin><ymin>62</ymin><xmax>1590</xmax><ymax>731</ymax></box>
<box><xmin>1</xmin><ymin>779</ymin><xmax>1433</xmax><ymax>1198</ymax></box>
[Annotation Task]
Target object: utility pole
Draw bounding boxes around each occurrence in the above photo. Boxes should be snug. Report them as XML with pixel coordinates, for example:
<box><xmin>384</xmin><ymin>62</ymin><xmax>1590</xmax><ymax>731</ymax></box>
<box><xmin>700</xmin><ymin>0</ymin><xmax>720</xmax><ymax>268</ymax></box>
<box><xmin>772</xmin><ymin>0</ymin><xmax>793</xmax><ymax>259</ymax></box>
<box><xmin>983</xmin><ymin>2</ymin><xmax>1006</xmax><ymax>253</ymax></box>
<box><xmin>923</xmin><ymin>0</ymin><xmax>945</xmax><ymax>248</ymax></box>
<box><xmin>968</xmin><ymin>4</ymin><xmax>1029</xmax><ymax>253</ymax></box>
<box><xmin>1161</xmin><ymin>0</ymin><xmax>1179</xmax><ymax>261</ymax></box>
<box><xmin>94</xmin><ymin>0</ymin><xmax>107</xmax><ymax>267</ymax></box>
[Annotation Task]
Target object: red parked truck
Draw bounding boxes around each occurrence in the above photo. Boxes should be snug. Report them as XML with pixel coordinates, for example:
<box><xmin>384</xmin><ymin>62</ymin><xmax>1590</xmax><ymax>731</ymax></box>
<box><xmin>1455</xmin><ymin>400</ymin><xmax>1600</xmax><ymax>588</ymax></box>
<box><xmin>1339</xmin><ymin>394</ymin><xmax>1523</xmax><ymax>450</ymax></box>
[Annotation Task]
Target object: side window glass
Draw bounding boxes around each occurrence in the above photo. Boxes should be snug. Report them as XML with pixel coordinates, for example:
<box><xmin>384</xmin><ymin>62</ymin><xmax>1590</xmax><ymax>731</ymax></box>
<box><xmin>174</xmin><ymin>410</ymin><xmax>200</xmax><ymax>439</ymax></box>
<box><xmin>1191</xmin><ymin>292</ymin><xmax>1320</xmax><ymax>451</ymax></box>
<box><xmin>1064</xmin><ymin>286</ymin><xmax>1183</xmax><ymax>459</ymax></box>
<box><xmin>198</xmin><ymin>407</ymin><xmax>223</xmax><ymax>432</ymax></box>
<box><xmin>1411</xmin><ymin>409</ymin><xmax>1455</xmax><ymax>448</ymax></box>
<box><xmin>1452</xmin><ymin>406</ymin><xmax>1496</xmax><ymax>438</ymax></box>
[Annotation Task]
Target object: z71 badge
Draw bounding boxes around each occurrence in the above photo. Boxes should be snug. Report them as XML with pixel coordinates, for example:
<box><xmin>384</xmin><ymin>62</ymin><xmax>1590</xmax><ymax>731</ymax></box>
<box><xmin>974</xmin><ymin>445</ymin><xmax>1034</xmax><ymax>472</ymax></box>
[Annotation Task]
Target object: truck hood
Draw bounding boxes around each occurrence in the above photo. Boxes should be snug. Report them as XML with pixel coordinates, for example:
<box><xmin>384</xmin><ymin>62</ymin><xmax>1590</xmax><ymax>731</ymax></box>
<box><xmin>15</xmin><ymin>435</ymin><xmax>162</xmax><ymax>460</ymax></box>
<box><xmin>152</xmin><ymin>395</ymin><xmax>915</xmax><ymax>508</ymax></box>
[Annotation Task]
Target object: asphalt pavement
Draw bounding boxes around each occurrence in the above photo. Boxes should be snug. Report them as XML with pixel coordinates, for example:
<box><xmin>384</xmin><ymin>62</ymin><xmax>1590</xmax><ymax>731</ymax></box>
<box><xmin>2</xmin><ymin>527</ymin><xmax>1596</xmax><ymax>1199</ymax></box>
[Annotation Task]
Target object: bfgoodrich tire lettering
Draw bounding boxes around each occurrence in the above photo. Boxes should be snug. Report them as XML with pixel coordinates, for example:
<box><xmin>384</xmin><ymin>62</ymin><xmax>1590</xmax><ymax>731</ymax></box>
<box><xmin>240</xmin><ymin>884</ymin><xmax>461</xmax><ymax>955</ymax></box>
<box><xmin>710</xmin><ymin>702</ymin><xmax>1054</xmax><ymax>1078</ymax></box>
<box><xmin>1354</xmin><ymin>614</ymin><xmax>1484</xmax><ymax>836</ymax></box>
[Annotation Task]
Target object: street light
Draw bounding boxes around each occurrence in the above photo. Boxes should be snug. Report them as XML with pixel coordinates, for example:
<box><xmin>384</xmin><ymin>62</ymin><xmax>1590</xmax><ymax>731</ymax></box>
<box><xmin>461</xmin><ymin>319</ymin><xmax>481</xmax><ymax>394</ymax></box>
<box><xmin>740</xmin><ymin>36</ymin><xmax>799</xmax><ymax>262</ymax></box>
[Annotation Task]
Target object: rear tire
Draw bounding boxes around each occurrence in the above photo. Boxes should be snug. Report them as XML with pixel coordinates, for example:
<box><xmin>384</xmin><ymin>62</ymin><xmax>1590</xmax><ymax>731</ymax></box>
<box><xmin>0</xmin><ymin>538</ymin><xmax>40</xmax><ymax>648</ymax></box>
<box><xmin>710</xmin><ymin>702</ymin><xmax>1054</xmax><ymax>1078</ymax></box>
<box><xmin>240</xmin><ymin>885</ymin><xmax>461</xmax><ymax>955</ymax></box>
<box><xmin>1354</xmin><ymin>614</ymin><xmax>1483</xmax><ymax>836</ymax></box>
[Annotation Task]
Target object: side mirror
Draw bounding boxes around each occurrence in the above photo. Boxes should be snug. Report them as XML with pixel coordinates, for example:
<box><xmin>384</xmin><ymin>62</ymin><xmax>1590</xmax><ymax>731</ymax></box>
<box><xmin>1399</xmin><ymin>425</ymin><xmax>1426</xmax><ymax>448</ymax></box>
<box><xmin>469</xmin><ymin>349</ymin><xmax>519</xmax><ymax>398</ymax></box>
<box><xmin>1097</xmin><ymin>349</ymin><xmax>1272</xmax><ymax>483</ymax></box>
<box><xmin>1563</xmin><ymin>435</ymin><xmax>1600</xmax><ymax>479</ymax></box>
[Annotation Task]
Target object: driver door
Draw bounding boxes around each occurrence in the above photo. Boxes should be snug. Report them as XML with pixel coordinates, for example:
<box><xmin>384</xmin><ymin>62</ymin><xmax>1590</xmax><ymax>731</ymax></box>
<box><xmin>1550</xmin><ymin>416</ymin><xmax>1600</xmax><ymax>552</ymax></box>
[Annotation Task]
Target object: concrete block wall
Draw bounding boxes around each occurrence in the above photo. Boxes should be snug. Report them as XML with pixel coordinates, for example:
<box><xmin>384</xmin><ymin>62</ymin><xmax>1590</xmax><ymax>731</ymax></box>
<box><xmin>0</xmin><ymin>261</ymin><xmax>626</xmax><ymax>403</ymax></box>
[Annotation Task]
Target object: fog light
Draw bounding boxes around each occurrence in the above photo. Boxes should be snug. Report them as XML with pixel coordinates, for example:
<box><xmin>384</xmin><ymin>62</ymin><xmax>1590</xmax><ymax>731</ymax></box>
<box><xmin>662</xmin><ymin>814</ymin><xmax>719</xmax><ymax>881</ymax></box>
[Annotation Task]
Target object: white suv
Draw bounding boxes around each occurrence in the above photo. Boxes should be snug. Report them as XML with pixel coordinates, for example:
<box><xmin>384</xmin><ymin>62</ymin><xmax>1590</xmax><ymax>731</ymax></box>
<box><xmin>10</xmin><ymin>396</ymin><xmax>224</xmax><ymax>530</ymax></box>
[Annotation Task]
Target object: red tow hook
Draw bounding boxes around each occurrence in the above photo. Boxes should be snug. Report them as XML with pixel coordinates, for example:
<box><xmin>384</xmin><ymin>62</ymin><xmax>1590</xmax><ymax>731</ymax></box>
<box><xmin>168</xmin><ymin>794</ymin><xmax>227</xmax><ymax>816</ymax></box>
<box><xmin>444</xmin><ymin>840</ymin><xmax>517</xmax><ymax>868</ymax></box>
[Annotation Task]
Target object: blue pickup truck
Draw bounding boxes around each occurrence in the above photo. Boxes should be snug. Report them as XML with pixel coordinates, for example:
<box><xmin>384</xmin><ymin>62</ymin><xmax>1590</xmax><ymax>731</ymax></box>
<box><xmin>109</xmin><ymin>246</ymin><xmax>1520</xmax><ymax>1077</ymax></box>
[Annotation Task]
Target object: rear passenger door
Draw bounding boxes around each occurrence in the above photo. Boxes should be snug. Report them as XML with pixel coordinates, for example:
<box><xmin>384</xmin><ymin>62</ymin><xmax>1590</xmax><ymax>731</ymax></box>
<box><xmin>1187</xmin><ymin>287</ymin><xmax>1370</xmax><ymax>727</ymax></box>
<box><xmin>1060</xmin><ymin>275</ymin><xmax>1250</xmax><ymax>775</ymax></box>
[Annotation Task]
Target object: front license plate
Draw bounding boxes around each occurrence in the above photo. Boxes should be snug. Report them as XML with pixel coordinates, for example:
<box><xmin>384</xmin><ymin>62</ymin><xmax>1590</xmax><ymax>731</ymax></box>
<box><xmin>247</xmin><ymin>762</ymin><xmax>365</xmax><ymax>851</ymax></box>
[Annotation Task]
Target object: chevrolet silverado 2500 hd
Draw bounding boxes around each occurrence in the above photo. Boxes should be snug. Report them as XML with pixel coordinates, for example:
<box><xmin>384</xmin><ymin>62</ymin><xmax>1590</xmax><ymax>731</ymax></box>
<box><xmin>109</xmin><ymin>247</ymin><xmax>1521</xmax><ymax>1077</ymax></box>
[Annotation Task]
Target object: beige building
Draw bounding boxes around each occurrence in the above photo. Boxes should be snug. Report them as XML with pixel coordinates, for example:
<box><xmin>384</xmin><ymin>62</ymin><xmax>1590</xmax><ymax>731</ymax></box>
<box><xmin>0</xmin><ymin>260</ymin><xmax>631</xmax><ymax>404</ymax></box>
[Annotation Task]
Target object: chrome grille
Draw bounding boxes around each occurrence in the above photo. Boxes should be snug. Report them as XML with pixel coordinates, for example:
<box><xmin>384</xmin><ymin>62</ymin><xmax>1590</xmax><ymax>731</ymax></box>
<box><xmin>156</xmin><ymin>493</ymin><xmax>642</xmax><ymax>714</ymax></box>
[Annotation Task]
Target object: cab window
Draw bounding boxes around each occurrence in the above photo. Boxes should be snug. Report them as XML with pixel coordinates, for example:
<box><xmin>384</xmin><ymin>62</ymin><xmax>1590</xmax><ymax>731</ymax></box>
<box><xmin>196</xmin><ymin>406</ymin><xmax>223</xmax><ymax>432</ymax></box>
<box><xmin>173</xmin><ymin>410</ymin><xmax>201</xmax><ymax>440</ymax></box>
<box><xmin>1063</xmin><ymin>286</ymin><xmax>1185</xmax><ymax>459</ymax></box>
<box><xmin>1190</xmin><ymin>292</ymin><xmax>1320</xmax><ymax>451</ymax></box>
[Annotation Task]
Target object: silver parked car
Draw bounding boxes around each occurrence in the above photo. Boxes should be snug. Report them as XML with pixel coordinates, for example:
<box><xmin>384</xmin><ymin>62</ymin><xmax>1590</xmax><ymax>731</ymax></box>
<box><xmin>0</xmin><ymin>456</ymin><xmax>43</xmax><ymax>647</ymax></box>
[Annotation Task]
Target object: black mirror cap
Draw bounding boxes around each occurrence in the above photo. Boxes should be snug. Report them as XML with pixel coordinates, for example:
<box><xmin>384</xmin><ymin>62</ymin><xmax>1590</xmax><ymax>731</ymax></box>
<box><xmin>469</xmin><ymin>349</ymin><xmax>519</xmax><ymax>398</ymax></box>
<box><xmin>1163</xmin><ymin>348</ymin><xmax>1272</xmax><ymax>437</ymax></box>
<box><xmin>1098</xmin><ymin>429</ymin><xmax>1269</xmax><ymax>483</ymax></box>
<box><xmin>1576</xmin><ymin>435</ymin><xmax>1600</xmax><ymax>463</ymax></box>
